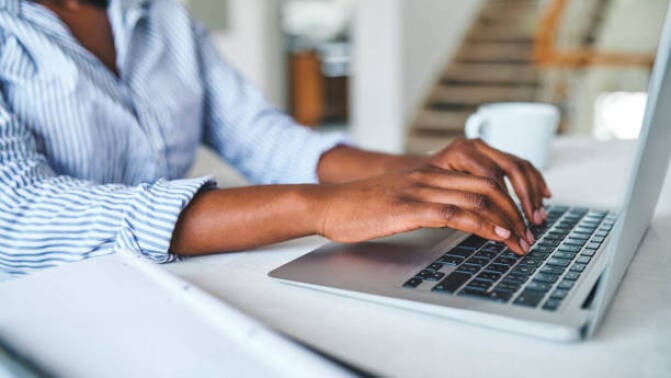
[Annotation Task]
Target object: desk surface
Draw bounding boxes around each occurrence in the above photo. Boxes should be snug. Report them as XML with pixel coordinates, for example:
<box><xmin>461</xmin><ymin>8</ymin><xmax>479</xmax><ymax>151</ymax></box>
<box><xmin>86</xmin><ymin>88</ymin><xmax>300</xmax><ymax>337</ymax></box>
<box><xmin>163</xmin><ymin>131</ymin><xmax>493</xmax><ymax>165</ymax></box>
<box><xmin>167</xmin><ymin>136</ymin><xmax>671</xmax><ymax>378</ymax></box>
<box><xmin>2</xmin><ymin>136</ymin><xmax>671</xmax><ymax>378</ymax></box>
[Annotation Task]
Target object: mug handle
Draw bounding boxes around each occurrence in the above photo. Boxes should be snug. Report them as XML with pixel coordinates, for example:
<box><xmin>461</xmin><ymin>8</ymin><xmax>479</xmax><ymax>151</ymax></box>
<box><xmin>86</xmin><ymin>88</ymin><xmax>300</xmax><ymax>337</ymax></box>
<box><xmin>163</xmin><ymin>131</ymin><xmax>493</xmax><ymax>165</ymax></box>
<box><xmin>465</xmin><ymin>113</ymin><xmax>486</xmax><ymax>139</ymax></box>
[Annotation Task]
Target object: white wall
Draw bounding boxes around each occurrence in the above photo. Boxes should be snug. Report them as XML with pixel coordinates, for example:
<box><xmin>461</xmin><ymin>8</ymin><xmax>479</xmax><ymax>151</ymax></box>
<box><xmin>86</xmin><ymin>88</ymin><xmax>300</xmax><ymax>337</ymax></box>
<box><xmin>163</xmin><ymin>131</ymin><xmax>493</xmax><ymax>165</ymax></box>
<box><xmin>350</xmin><ymin>0</ymin><xmax>482</xmax><ymax>152</ymax></box>
<box><xmin>350</xmin><ymin>0</ymin><xmax>405</xmax><ymax>152</ymax></box>
<box><xmin>193</xmin><ymin>0</ymin><xmax>286</xmax><ymax>109</ymax></box>
<box><xmin>402</xmin><ymin>0</ymin><xmax>482</xmax><ymax>125</ymax></box>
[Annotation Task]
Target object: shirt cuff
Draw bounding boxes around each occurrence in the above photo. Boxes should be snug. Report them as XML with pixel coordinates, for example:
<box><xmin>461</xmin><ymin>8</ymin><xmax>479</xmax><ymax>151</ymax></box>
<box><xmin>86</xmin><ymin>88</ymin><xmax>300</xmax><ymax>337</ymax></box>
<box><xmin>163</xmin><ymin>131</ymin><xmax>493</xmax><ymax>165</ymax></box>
<box><xmin>115</xmin><ymin>175</ymin><xmax>217</xmax><ymax>263</ymax></box>
<box><xmin>285</xmin><ymin>131</ymin><xmax>352</xmax><ymax>184</ymax></box>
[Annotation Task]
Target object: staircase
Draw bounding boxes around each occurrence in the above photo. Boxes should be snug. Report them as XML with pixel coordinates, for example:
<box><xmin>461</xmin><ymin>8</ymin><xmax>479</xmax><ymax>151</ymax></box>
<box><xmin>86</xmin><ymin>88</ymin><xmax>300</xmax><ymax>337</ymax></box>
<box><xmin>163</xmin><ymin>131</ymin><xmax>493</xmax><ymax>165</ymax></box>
<box><xmin>407</xmin><ymin>0</ymin><xmax>544</xmax><ymax>153</ymax></box>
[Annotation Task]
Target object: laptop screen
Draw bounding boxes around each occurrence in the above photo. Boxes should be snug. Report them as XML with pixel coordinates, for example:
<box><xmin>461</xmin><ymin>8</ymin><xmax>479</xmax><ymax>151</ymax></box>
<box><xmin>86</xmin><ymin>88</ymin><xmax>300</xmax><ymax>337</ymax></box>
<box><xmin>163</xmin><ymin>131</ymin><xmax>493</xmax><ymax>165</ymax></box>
<box><xmin>587</xmin><ymin>2</ymin><xmax>671</xmax><ymax>337</ymax></box>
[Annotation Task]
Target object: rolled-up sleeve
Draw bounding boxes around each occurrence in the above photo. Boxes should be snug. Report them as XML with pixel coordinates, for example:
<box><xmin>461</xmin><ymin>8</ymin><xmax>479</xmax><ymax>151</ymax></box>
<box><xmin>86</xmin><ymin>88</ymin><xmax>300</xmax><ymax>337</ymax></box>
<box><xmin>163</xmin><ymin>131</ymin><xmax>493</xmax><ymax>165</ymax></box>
<box><xmin>0</xmin><ymin>94</ymin><xmax>215</xmax><ymax>277</ymax></box>
<box><xmin>194</xmin><ymin>22</ymin><xmax>349</xmax><ymax>185</ymax></box>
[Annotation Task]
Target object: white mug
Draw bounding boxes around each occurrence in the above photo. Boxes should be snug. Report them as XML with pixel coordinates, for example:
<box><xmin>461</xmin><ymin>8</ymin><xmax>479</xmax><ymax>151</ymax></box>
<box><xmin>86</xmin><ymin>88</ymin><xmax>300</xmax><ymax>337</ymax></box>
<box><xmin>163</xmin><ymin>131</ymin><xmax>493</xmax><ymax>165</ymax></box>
<box><xmin>465</xmin><ymin>102</ymin><xmax>560</xmax><ymax>169</ymax></box>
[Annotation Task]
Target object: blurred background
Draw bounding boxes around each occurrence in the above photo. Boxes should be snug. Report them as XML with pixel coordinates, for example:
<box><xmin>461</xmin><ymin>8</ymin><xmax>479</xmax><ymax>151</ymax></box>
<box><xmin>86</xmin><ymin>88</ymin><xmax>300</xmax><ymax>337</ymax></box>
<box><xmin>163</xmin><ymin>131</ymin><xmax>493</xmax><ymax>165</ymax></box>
<box><xmin>183</xmin><ymin>0</ymin><xmax>668</xmax><ymax>154</ymax></box>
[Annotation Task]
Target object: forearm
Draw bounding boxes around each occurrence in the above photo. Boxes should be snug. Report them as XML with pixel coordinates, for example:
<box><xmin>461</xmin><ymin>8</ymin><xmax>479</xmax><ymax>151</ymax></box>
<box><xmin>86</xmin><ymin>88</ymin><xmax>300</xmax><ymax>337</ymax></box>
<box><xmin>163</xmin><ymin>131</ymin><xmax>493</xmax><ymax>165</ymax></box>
<box><xmin>170</xmin><ymin>185</ymin><xmax>325</xmax><ymax>255</ymax></box>
<box><xmin>317</xmin><ymin>145</ymin><xmax>427</xmax><ymax>184</ymax></box>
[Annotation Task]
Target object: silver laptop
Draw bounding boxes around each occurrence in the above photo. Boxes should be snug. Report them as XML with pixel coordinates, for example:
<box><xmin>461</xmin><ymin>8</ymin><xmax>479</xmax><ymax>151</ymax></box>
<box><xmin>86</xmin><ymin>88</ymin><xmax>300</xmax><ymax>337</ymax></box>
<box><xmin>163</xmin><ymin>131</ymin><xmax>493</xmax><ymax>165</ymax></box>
<box><xmin>269</xmin><ymin>6</ymin><xmax>671</xmax><ymax>341</ymax></box>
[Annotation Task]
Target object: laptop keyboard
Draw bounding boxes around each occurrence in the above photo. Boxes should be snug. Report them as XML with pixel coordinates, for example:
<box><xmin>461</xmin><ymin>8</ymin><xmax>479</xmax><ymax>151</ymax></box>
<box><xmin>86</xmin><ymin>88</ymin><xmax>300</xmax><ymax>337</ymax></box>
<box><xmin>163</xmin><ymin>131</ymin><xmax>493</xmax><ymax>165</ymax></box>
<box><xmin>403</xmin><ymin>205</ymin><xmax>617</xmax><ymax>311</ymax></box>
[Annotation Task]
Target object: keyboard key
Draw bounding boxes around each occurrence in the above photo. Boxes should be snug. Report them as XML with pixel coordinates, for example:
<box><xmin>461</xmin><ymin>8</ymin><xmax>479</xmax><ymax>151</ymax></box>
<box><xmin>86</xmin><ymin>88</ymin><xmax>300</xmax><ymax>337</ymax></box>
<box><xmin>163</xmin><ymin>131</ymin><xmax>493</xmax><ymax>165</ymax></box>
<box><xmin>558</xmin><ymin>245</ymin><xmax>581</xmax><ymax>253</ymax></box>
<box><xmin>508</xmin><ymin>272</ymin><xmax>531</xmax><ymax>282</ymax></box>
<box><xmin>466</xmin><ymin>279</ymin><xmax>492</xmax><ymax>291</ymax></box>
<box><xmin>533</xmin><ymin>272</ymin><xmax>560</xmax><ymax>283</ymax></box>
<box><xmin>467</xmin><ymin>257</ymin><xmax>490</xmax><ymax>267</ymax></box>
<box><xmin>476</xmin><ymin>271</ymin><xmax>501</xmax><ymax>282</ymax></box>
<box><xmin>460</xmin><ymin>235</ymin><xmax>487</xmax><ymax>249</ymax></box>
<box><xmin>550</xmin><ymin>289</ymin><xmax>569</xmax><ymax>299</ymax></box>
<box><xmin>523</xmin><ymin>255</ymin><xmax>545</xmax><ymax>266</ymax></box>
<box><xmin>496</xmin><ymin>280</ymin><xmax>522</xmax><ymax>292</ymax></box>
<box><xmin>459</xmin><ymin>287</ymin><xmax>489</xmax><ymax>298</ymax></box>
<box><xmin>527</xmin><ymin>281</ymin><xmax>553</xmax><ymax>292</ymax></box>
<box><xmin>553</xmin><ymin>251</ymin><xmax>576</xmax><ymax>260</ymax></box>
<box><xmin>512</xmin><ymin>265</ymin><xmax>534</xmax><ymax>276</ymax></box>
<box><xmin>540</xmin><ymin>265</ymin><xmax>565</xmax><ymax>275</ymax></box>
<box><xmin>543</xmin><ymin>299</ymin><xmax>562</xmax><ymax>311</ymax></box>
<box><xmin>514</xmin><ymin>289</ymin><xmax>546</xmax><ymax>308</ymax></box>
<box><xmin>432</xmin><ymin>272</ymin><xmax>472</xmax><ymax>293</ymax></box>
<box><xmin>592</xmin><ymin>236</ymin><xmax>605</xmax><ymax>243</ymax></box>
<box><xmin>417</xmin><ymin>270</ymin><xmax>434</xmax><ymax>279</ymax></box>
<box><xmin>428</xmin><ymin>262</ymin><xmax>443</xmax><ymax>271</ymax></box>
<box><xmin>563</xmin><ymin>240</ymin><xmax>585</xmax><ymax>248</ymax></box>
<box><xmin>475</xmin><ymin>250</ymin><xmax>497</xmax><ymax>260</ymax></box>
<box><xmin>439</xmin><ymin>255</ymin><xmax>464</xmax><ymax>265</ymax></box>
<box><xmin>457</xmin><ymin>264</ymin><xmax>480</xmax><ymax>274</ymax></box>
<box><xmin>428</xmin><ymin>272</ymin><xmax>445</xmax><ymax>281</ymax></box>
<box><xmin>445</xmin><ymin>248</ymin><xmax>474</xmax><ymax>258</ymax></box>
<box><xmin>489</xmin><ymin>289</ymin><xmax>513</xmax><ymax>302</ymax></box>
<box><xmin>581</xmin><ymin>248</ymin><xmax>597</xmax><ymax>257</ymax></box>
<box><xmin>570</xmin><ymin>263</ymin><xmax>587</xmax><ymax>273</ymax></box>
<box><xmin>547</xmin><ymin>257</ymin><xmax>571</xmax><ymax>267</ymax></box>
<box><xmin>575</xmin><ymin>256</ymin><xmax>591</xmax><ymax>264</ymax></box>
<box><xmin>587</xmin><ymin>242</ymin><xmax>601</xmax><ymax>249</ymax></box>
<box><xmin>563</xmin><ymin>271</ymin><xmax>581</xmax><ymax>281</ymax></box>
<box><xmin>494</xmin><ymin>256</ymin><xmax>517</xmax><ymax>266</ymax></box>
<box><xmin>480</xmin><ymin>242</ymin><xmax>506</xmax><ymax>253</ymax></box>
<box><xmin>485</xmin><ymin>263</ymin><xmax>510</xmax><ymax>274</ymax></box>
<box><xmin>557</xmin><ymin>279</ymin><xmax>575</xmax><ymax>290</ymax></box>
<box><xmin>403</xmin><ymin>277</ymin><xmax>422</xmax><ymax>288</ymax></box>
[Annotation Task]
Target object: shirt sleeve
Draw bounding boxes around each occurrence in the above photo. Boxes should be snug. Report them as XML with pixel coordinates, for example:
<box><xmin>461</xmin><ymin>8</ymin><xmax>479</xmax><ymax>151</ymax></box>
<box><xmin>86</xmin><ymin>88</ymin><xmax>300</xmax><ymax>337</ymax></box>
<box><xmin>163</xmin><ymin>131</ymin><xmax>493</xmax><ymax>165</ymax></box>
<box><xmin>193</xmin><ymin>22</ymin><xmax>349</xmax><ymax>185</ymax></box>
<box><xmin>0</xmin><ymin>93</ymin><xmax>216</xmax><ymax>278</ymax></box>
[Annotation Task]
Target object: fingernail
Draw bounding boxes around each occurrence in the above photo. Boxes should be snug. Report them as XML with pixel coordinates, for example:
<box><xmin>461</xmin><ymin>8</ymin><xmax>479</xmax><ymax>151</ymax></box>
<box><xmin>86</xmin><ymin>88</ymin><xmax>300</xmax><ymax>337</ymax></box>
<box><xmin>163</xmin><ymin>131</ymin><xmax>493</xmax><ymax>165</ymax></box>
<box><xmin>540</xmin><ymin>208</ymin><xmax>548</xmax><ymax>220</ymax></box>
<box><xmin>533</xmin><ymin>210</ymin><xmax>542</xmax><ymax>224</ymax></box>
<box><xmin>526</xmin><ymin>229</ymin><xmax>535</xmax><ymax>244</ymax></box>
<box><xmin>495</xmin><ymin>226</ymin><xmax>511</xmax><ymax>239</ymax></box>
<box><xmin>520</xmin><ymin>238</ymin><xmax>530</xmax><ymax>253</ymax></box>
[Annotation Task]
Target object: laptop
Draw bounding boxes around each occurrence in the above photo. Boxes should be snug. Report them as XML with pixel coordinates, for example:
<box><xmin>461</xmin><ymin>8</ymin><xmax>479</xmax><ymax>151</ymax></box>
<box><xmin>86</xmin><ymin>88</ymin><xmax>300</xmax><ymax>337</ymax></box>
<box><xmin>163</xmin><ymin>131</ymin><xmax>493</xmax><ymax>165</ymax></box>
<box><xmin>269</xmin><ymin>6</ymin><xmax>671</xmax><ymax>341</ymax></box>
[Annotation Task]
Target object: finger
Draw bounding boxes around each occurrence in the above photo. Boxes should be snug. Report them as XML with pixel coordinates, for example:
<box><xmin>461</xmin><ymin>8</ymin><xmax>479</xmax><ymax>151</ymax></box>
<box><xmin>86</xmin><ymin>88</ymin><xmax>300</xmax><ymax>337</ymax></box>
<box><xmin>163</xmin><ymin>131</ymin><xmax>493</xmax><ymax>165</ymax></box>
<box><xmin>471</xmin><ymin>140</ymin><xmax>542</xmax><ymax>224</ymax></box>
<box><xmin>411</xmin><ymin>186</ymin><xmax>518</xmax><ymax>235</ymax></box>
<box><xmin>411</xmin><ymin>170</ymin><xmax>533</xmax><ymax>243</ymax></box>
<box><xmin>451</xmin><ymin>147</ymin><xmax>508</xmax><ymax>193</ymax></box>
<box><xmin>521</xmin><ymin>162</ymin><xmax>544</xmax><ymax>224</ymax></box>
<box><xmin>420</xmin><ymin>203</ymin><xmax>528</xmax><ymax>254</ymax></box>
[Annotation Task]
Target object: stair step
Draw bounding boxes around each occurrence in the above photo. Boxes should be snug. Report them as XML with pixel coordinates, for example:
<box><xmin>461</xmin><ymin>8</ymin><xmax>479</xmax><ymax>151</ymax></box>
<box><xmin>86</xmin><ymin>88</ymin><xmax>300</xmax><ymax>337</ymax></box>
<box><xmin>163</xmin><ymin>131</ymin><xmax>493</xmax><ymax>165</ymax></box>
<box><xmin>444</xmin><ymin>63</ymin><xmax>539</xmax><ymax>85</ymax></box>
<box><xmin>413</xmin><ymin>110</ymin><xmax>473</xmax><ymax>132</ymax></box>
<box><xmin>429</xmin><ymin>85</ymin><xmax>538</xmax><ymax>105</ymax></box>
<box><xmin>467</xmin><ymin>28</ymin><xmax>535</xmax><ymax>42</ymax></box>
<box><xmin>457</xmin><ymin>43</ymin><xmax>534</xmax><ymax>62</ymax></box>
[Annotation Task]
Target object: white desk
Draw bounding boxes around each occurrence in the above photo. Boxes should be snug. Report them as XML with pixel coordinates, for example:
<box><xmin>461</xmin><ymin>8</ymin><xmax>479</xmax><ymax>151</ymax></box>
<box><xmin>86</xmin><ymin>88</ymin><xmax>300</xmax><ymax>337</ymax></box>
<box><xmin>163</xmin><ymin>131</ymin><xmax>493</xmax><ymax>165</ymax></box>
<box><xmin>167</xmin><ymin>137</ymin><xmax>671</xmax><ymax>377</ymax></box>
<box><xmin>2</xmin><ymin>137</ymin><xmax>671</xmax><ymax>377</ymax></box>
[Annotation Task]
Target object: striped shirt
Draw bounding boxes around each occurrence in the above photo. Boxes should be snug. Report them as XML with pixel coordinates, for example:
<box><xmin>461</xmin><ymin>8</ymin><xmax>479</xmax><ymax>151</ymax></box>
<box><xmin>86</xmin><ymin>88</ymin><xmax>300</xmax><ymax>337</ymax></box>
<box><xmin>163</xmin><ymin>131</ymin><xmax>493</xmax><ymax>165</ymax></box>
<box><xmin>0</xmin><ymin>0</ymin><xmax>346</xmax><ymax>278</ymax></box>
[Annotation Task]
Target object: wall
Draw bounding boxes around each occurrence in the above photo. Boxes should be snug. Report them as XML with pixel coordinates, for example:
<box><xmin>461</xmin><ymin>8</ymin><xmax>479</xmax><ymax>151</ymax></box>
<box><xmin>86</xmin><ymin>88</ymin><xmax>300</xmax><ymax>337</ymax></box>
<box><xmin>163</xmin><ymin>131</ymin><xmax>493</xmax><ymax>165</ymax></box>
<box><xmin>350</xmin><ymin>0</ymin><xmax>482</xmax><ymax>153</ymax></box>
<box><xmin>188</xmin><ymin>0</ymin><xmax>286</xmax><ymax>109</ymax></box>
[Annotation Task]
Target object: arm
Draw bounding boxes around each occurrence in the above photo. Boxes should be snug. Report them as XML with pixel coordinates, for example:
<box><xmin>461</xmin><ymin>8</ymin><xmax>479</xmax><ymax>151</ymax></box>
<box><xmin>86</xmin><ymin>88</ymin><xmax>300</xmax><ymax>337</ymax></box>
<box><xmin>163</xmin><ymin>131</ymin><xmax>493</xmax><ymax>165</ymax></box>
<box><xmin>0</xmin><ymin>91</ymin><xmax>213</xmax><ymax>276</ymax></box>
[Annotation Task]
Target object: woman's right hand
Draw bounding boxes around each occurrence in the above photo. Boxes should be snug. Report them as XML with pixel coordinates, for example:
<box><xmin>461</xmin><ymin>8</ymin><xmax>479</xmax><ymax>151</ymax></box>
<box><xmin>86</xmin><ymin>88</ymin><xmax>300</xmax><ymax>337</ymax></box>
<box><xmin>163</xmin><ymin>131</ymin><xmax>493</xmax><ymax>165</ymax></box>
<box><xmin>312</xmin><ymin>164</ymin><xmax>535</xmax><ymax>255</ymax></box>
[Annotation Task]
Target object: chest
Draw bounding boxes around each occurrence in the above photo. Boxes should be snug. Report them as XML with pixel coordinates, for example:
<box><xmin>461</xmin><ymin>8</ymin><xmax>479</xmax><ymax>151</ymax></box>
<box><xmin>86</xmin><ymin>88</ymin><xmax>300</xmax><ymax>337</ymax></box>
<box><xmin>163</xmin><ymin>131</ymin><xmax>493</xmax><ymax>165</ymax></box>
<box><xmin>0</xmin><ymin>13</ymin><xmax>205</xmax><ymax>183</ymax></box>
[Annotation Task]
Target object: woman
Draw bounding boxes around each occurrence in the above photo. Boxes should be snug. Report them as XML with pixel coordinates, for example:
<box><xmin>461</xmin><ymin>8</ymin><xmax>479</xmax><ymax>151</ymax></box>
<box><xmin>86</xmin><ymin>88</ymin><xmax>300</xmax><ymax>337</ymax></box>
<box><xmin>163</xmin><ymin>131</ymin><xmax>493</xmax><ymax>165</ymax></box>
<box><xmin>0</xmin><ymin>0</ymin><xmax>550</xmax><ymax>278</ymax></box>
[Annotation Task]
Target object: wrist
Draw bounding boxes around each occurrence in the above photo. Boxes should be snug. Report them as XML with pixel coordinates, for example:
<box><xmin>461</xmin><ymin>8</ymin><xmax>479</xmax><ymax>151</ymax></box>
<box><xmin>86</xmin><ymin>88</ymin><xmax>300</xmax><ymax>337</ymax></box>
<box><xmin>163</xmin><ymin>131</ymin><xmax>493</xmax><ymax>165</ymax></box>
<box><xmin>295</xmin><ymin>184</ymin><xmax>336</xmax><ymax>237</ymax></box>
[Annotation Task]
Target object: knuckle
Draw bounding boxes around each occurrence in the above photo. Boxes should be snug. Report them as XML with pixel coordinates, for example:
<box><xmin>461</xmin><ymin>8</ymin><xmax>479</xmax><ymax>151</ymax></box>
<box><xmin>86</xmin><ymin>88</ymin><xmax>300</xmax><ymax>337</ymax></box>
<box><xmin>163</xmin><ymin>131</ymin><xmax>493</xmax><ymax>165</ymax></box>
<box><xmin>439</xmin><ymin>204</ymin><xmax>459</xmax><ymax>220</ymax></box>
<box><xmin>467</xmin><ymin>193</ymin><xmax>489</xmax><ymax>210</ymax></box>
<box><xmin>481</xmin><ymin>177</ymin><xmax>501</xmax><ymax>193</ymax></box>
<box><xmin>513</xmin><ymin>160</ymin><xmax>526</xmax><ymax>171</ymax></box>
<box><xmin>407</xmin><ymin>169</ymin><xmax>427</xmax><ymax>182</ymax></box>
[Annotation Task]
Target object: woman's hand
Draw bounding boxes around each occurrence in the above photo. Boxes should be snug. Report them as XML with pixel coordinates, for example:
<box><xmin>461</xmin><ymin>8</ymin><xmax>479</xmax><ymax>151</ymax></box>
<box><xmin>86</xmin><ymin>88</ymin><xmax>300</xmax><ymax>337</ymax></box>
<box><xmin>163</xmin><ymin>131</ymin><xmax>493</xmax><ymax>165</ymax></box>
<box><xmin>312</xmin><ymin>163</ymin><xmax>536</xmax><ymax>255</ymax></box>
<box><xmin>426</xmin><ymin>138</ymin><xmax>552</xmax><ymax>226</ymax></box>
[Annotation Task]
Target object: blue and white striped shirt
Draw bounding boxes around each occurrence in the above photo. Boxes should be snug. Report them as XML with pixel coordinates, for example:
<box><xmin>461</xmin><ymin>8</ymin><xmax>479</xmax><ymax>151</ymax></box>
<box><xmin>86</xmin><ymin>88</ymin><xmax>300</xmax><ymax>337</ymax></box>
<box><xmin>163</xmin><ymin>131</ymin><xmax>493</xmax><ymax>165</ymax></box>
<box><xmin>0</xmin><ymin>0</ymin><xmax>346</xmax><ymax>278</ymax></box>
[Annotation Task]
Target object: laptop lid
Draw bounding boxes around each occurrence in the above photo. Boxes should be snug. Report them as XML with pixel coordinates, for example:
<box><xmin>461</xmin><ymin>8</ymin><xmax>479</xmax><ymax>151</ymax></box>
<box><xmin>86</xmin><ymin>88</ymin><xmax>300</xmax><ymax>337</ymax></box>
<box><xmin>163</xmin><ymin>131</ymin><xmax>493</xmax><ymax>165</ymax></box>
<box><xmin>586</xmin><ymin>3</ymin><xmax>671</xmax><ymax>337</ymax></box>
